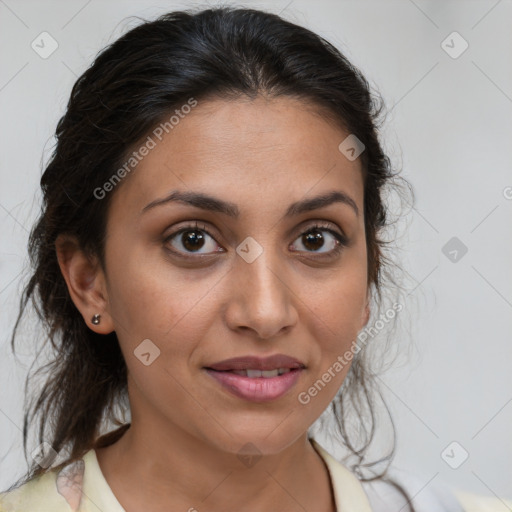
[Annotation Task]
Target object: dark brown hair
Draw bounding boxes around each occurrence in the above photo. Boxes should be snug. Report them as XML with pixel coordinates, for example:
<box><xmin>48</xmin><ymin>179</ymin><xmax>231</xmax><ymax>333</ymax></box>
<box><xmin>5</xmin><ymin>6</ymin><xmax>415</xmax><ymax>509</ymax></box>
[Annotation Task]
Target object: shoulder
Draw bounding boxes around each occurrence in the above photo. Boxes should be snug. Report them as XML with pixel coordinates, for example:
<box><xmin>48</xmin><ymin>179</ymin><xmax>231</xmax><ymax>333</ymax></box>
<box><xmin>361</xmin><ymin>475</ymin><xmax>465</xmax><ymax>512</ymax></box>
<box><xmin>453</xmin><ymin>489</ymin><xmax>512</xmax><ymax>512</ymax></box>
<box><xmin>360</xmin><ymin>470</ymin><xmax>512</xmax><ymax>512</ymax></box>
<box><xmin>310</xmin><ymin>439</ymin><xmax>512</xmax><ymax>512</ymax></box>
<box><xmin>0</xmin><ymin>457</ymin><xmax>85</xmax><ymax>512</ymax></box>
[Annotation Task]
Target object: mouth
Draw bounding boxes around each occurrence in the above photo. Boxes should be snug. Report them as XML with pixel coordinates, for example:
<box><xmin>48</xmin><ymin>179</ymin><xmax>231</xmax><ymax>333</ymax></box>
<box><xmin>208</xmin><ymin>367</ymin><xmax>295</xmax><ymax>377</ymax></box>
<box><xmin>203</xmin><ymin>367</ymin><xmax>304</xmax><ymax>402</ymax></box>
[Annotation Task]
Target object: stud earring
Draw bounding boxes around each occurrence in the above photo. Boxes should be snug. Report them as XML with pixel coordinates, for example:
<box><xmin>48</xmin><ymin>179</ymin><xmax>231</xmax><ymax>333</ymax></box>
<box><xmin>91</xmin><ymin>314</ymin><xmax>101</xmax><ymax>325</ymax></box>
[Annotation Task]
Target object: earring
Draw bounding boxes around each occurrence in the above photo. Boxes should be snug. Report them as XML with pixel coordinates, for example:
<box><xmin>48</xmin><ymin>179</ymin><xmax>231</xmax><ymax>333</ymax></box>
<box><xmin>91</xmin><ymin>314</ymin><xmax>101</xmax><ymax>325</ymax></box>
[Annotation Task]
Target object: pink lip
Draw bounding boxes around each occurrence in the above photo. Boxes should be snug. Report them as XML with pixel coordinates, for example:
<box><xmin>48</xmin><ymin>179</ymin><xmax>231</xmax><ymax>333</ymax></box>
<box><xmin>204</xmin><ymin>368</ymin><xmax>304</xmax><ymax>402</ymax></box>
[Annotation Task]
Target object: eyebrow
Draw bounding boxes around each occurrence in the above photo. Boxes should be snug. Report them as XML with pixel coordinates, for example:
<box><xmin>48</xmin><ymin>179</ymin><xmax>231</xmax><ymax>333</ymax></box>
<box><xmin>141</xmin><ymin>189</ymin><xmax>359</xmax><ymax>218</ymax></box>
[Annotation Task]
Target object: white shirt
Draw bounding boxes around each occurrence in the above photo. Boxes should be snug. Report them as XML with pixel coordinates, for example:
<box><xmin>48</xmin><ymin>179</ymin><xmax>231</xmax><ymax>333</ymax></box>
<box><xmin>1</xmin><ymin>438</ymin><xmax>510</xmax><ymax>511</ymax></box>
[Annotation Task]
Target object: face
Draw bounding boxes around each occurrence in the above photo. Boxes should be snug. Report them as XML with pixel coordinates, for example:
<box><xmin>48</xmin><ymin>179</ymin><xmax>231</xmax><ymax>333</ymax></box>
<box><xmin>63</xmin><ymin>95</ymin><xmax>370</xmax><ymax>456</ymax></box>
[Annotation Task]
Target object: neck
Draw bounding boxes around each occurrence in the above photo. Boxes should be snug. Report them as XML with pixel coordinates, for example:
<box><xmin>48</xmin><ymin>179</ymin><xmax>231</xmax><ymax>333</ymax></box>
<box><xmin>95</xmin><ymin>419</ymin><xmax>335</xmax><ymax>512</ymax></box>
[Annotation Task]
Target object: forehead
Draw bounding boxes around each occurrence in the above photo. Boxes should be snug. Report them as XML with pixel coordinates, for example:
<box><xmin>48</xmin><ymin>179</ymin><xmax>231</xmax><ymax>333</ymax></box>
<box><xmin>108</xmin><ymin>95</ymin><xmax>364</xmax><ymax>222</ymax></box>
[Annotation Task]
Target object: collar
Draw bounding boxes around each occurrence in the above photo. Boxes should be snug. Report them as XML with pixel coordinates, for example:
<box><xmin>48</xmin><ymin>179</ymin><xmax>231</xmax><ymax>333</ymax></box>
<box><xmin>76</xmin><ymin>440</ymin><xmax>374</xmax><ymax>511</ymax></box>
<box><xmin>310</xmin><ymin>438</ymin><xmax>373</xmax><ymax>512</ymax></box>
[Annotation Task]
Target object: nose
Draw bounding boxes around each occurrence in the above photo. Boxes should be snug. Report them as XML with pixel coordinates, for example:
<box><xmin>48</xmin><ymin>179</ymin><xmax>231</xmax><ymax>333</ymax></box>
<box><xmin>224</xmin><ymin>243</ymin><xmax>298</xmax><ymax>340</ymax></box>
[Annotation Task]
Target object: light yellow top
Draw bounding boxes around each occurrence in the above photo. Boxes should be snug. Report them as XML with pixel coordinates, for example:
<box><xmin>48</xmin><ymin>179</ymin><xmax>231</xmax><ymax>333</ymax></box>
<box><xmin>0</xmin><ymin>439</ymin><xmax>510</xmax><ymax>511</ymax></box>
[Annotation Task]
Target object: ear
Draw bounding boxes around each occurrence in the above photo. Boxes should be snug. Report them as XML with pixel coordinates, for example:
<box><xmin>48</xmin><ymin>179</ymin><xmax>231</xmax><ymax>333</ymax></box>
<box><xmin>55</xmin><ymin>234</ymin><xmax>115</xmax><ymax>334</ymax></box>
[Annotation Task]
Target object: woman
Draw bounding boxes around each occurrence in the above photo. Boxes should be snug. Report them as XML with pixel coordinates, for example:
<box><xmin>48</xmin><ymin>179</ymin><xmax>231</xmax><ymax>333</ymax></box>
<box><xmin>0</xmin><ymin>6</ymin><xmax>508</xmax><ymax>512</ymax></box>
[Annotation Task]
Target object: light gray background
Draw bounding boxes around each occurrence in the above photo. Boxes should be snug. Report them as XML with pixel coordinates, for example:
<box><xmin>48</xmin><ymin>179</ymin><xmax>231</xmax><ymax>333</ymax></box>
<box><xmin>1</xmin><ymin>0</ymin><xmax>511</xmax><ymax>503</ymax></box>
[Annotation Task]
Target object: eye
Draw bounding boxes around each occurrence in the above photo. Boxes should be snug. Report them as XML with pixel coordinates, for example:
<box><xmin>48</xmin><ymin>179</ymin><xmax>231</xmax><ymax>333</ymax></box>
<box><xmin>163</xmin><ymin>221</ymin><xmax>347</xmax><ymax>260</ymax></box>
<box><xmin>290</xmin><ymin>223</ymin><xmax>347</xmax><ymax>257</ymax></box>
<box><xmin>164</xmin><ymin>221</ymin><xmax>224</xmax><ymax>257</ymax></box>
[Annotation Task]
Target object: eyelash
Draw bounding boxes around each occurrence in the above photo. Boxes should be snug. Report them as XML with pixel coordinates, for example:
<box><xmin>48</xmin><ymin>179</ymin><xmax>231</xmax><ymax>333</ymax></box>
<box><xmin>163</xmin><ymin>221</ymin><xmax>348</xmax><ymax>260</ymax></box>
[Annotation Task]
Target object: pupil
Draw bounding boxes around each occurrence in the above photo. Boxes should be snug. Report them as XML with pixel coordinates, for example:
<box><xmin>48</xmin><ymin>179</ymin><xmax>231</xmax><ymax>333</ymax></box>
<box><xmin>180</xmin><ymin>229</ymin><xmax>325</xmax><ymax>253</ymax></box>
<box><xmin>303</xmin><ymin>230</ymin><xmax>323</xmax><ymax>251</ymax></box>
<box><xmin>183</xmin><ymin>230</ymin><xmax>205</xmax><ymax>251</ymax></box>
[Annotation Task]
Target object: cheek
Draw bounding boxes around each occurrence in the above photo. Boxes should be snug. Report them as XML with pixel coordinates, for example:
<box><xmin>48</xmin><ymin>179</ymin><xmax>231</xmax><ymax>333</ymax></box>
<box><xmin>298</xmin><ymin>278</ymin><xmax>366</xmax><ymax>408</ymax></box>
<box><xmin>303</xmin><ymin>265</ymin><xmax>367</xmax><ymax>359</ymax></box>
<box><xmin>106</xmin><ymin>250</ymin><xmax>219</xmax><ymax>361</ymax></box>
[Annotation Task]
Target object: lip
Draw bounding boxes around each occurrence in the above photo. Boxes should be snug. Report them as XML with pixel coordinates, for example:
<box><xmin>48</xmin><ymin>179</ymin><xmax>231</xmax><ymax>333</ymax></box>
<box><xmin>204</xmin><ymin>367</ymin><xmax>304</xmax><ymax>402</ymax></box>
<box><xmin>205</xmin><ymin>354</ymin><xmax>306</xmax><ymax>371</ymax></box>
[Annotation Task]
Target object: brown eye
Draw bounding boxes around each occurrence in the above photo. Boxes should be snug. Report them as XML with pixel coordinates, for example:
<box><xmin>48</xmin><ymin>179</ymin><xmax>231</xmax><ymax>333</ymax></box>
<box><xmin>290</xmin><ymin>224</ymin><xmax>347</xmax><ymax>257</ymax></box>
<box><xmin>301</xmin><ymin>230</ymin><xmax>326</xmax><ymax>251</ymax></box>
<box><xmin>180</xmin><ymin>229</ymin><xmax>207</xmax><ymax>251</ymax></box>
<box><xmin>164</xmin><ymin>222</ymin><xmax>224</xmax><ymax>257</ymax></box>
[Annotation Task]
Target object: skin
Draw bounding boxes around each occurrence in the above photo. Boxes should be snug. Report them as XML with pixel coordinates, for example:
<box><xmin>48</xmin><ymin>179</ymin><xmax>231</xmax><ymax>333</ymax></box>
<box><xmin>55</xmin><ymin>95</ymin><xmax>370</xmax><ymax>512</ymax></box>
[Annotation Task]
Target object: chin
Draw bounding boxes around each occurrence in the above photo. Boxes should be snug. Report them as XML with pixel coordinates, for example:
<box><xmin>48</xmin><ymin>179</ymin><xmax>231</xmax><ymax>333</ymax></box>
<box><xmin>204</xmin><ymin>425</ymin><xmax>305</xmax><ymax>458</ymax></box>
